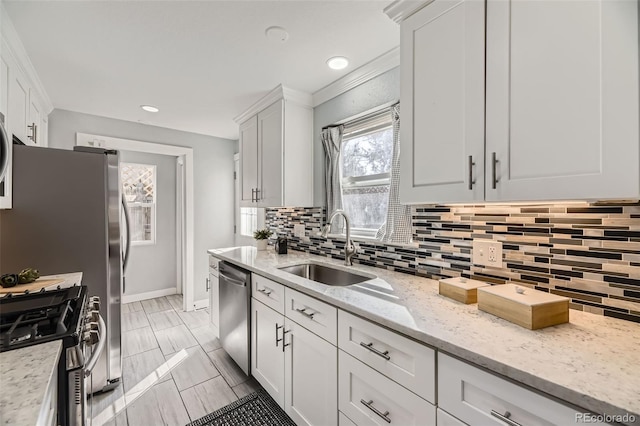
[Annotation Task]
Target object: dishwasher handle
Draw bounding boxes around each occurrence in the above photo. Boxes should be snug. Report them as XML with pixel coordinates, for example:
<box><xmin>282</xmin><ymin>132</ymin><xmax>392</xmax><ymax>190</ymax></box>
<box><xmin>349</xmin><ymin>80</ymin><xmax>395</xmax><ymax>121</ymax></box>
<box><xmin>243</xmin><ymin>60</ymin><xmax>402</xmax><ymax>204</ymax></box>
<box><xmin>219</xmin><ymin>273</ymin><xmax>247</xmax><ymax>287</ymax></box>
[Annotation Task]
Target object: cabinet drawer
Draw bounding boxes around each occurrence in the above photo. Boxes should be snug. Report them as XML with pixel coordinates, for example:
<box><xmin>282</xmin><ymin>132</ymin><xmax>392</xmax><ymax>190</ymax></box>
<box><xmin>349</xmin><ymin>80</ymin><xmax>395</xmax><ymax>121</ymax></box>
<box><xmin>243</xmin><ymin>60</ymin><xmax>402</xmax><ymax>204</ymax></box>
<box><xmin>285</xmin><ymin>288</ymin><xmax>337</xmax><ymax>344</ymax></box>
<box><xmin>338</xmin><ymin>412</ymin><xmax>357</xmax><ymax>426</ymax></box>
<box><xmin>209</xmin><ymin>257</ymin><xmax>219</xmax><ymax>277</ymax></box>
<box><xmin>438</xmin><ymin>353</ymin><xmax>609</xmax><ymax>426</ymax></box>
<box><xmin>437</xmin><ymin>408</ymin><xmax>466</xmax><ymax>426</ymax></box>
<box><xmin>252</xmin><ymin>274</ymin><xmax>285</xmax><ymax>314</ymax></box>
<box><xmin>338</xmin><ymin>310</ymin><xmax>435</xmax><ymax>403</ymax></box>
<box><xmin>339</xmin><ymin>351</ymin><xmax>435</xmax><ymax>426</ymax></box>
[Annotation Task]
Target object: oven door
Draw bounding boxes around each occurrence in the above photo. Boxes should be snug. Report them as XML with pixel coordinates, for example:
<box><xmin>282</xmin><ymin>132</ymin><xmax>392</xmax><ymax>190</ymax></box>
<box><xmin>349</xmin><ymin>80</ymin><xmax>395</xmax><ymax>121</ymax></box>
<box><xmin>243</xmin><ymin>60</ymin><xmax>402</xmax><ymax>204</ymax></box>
<box><xmin>67</xmin><ymin>314</ymin><xmax>107</xmax><ymax>426</ymax></box>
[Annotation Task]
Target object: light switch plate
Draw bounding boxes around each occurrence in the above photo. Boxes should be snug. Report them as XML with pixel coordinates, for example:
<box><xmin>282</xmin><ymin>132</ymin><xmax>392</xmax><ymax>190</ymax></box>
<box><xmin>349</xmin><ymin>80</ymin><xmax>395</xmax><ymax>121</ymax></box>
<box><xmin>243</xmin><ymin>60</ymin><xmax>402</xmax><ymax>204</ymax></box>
<box><xmin>473</xmin><ymin>239</ymin><xmax>503</xmax><ymax>268</ymax></box>
<box><xmin>293</xmin><ymin>224</ymin><xmax>305</xmax><ymax>238</ymax></box>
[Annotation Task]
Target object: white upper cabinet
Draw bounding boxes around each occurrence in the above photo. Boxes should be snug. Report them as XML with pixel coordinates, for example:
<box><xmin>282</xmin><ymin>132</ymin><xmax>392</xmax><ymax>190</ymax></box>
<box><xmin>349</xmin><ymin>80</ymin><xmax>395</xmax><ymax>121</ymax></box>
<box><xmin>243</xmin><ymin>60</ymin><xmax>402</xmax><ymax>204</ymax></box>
<box><xmin>235</xmin><ymin>85</ymin><xmax>313</xmax><ymax>208</ymax></box>
<box><xmin>485</xmin><ymin>0</ymin><xmax>639</xmax><ymax>201</ymax></box>
<box><xmin>239</xmin><ymin>116</ymin><xmax>258</xmax><ymax>205</ymax></box>
<box><xmin>399</xmin><ymin>0</ymin><xmax>485</xmax><ymax>204</ymax></box>
<box><xmin>394</xmin><ymin>0</ymin><xmax>639</xmax><ymax>203</ymax></box>
<box><xmin>257</xmin><ymin>100</ymin><xmax>284</xmax><ymax>207</ymax></box>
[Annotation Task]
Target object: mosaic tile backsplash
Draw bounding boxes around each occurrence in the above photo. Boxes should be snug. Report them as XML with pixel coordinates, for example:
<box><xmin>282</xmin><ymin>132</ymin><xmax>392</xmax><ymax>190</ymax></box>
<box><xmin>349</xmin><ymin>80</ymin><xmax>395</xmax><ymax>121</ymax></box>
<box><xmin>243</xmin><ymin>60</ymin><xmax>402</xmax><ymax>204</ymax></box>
<box><xmin>265</xmin><ymin>204</ymin><xmax>640</xmax><ymax>324</ymax></box>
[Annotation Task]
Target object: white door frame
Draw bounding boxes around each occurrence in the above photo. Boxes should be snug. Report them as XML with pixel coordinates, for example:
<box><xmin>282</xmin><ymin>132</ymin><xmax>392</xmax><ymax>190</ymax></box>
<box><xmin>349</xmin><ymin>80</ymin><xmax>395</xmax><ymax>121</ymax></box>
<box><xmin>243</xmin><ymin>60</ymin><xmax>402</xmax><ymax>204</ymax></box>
<box><xmin>76</xmin><ymin>133</ymin><xmax>195</xmax><ymax>312</ymax></box>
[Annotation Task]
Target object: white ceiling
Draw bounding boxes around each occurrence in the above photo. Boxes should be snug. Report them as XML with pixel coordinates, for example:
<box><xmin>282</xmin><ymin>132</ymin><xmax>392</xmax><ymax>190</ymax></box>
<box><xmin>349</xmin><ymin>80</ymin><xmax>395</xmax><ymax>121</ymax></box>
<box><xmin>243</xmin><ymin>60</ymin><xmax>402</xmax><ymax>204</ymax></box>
<box><xmin>3</xmin><ymin>1</ymin><xmax>399</xmax><ymax>140</ymax></box>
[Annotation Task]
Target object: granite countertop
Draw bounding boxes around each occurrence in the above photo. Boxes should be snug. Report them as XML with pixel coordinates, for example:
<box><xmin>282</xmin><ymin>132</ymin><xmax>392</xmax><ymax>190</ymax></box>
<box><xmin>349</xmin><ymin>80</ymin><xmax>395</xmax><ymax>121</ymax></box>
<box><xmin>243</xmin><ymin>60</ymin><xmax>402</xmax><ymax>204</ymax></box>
<box><xmin>209</xmin><ymin>246</ymin><xmax>640</xmax><ymax>423</ymax></box>
<box><xmin>0</xmin><ymin>340</ymin><xmax>62</xmax><ymax>425</ymax></box>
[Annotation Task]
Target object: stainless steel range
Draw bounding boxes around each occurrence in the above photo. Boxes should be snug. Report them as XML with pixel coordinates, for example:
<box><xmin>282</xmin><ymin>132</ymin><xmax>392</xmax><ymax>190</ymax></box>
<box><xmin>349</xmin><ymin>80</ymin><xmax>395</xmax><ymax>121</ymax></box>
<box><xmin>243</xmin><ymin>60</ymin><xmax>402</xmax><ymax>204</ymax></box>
<box><xmin>0</xmin><ymin>285</ymin><xmax>106</xmax><ymax>425</ymax></box>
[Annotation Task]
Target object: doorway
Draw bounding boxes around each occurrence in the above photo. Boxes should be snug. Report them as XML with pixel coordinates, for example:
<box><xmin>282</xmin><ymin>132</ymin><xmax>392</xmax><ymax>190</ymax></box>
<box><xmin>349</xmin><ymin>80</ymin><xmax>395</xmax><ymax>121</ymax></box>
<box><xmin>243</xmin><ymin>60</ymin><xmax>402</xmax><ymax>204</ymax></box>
<box><xmin>76</xmin><ymin>133</ymin><xmax>196</xmax><ymax>311</ymax></box>
<box><xmin>120</xmin><ymin>151</ymin><xmax>178</xmax><ymax>300</ymax></box>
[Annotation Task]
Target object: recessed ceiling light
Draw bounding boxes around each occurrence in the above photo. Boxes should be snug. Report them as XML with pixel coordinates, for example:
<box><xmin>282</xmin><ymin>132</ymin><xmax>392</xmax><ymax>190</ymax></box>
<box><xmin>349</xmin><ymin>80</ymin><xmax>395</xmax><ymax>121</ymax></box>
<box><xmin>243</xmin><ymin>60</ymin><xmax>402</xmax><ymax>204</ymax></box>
<box><xmin>327</xmin><ymin>56</ymin><xmax>349</xmax><ymax>70</ymax></box>
<box><xmin>265</xmin><ymin>26</ymin><xmax>289</xmax><ymax>43</ymax></box>
<box><xmin>141</xmin><ymin>105</ymin><xmax>159</xmax><ymax>113</ymax></box>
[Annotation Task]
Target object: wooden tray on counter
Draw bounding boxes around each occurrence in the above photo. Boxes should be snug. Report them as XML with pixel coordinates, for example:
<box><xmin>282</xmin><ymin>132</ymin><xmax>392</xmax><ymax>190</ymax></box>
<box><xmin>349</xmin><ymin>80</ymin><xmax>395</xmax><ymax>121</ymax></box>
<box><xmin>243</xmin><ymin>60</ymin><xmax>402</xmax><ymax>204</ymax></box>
<box><xmin>0</xmin><ymin>278</ymin><xmax>65</xmax><ymax>295</ymax></box>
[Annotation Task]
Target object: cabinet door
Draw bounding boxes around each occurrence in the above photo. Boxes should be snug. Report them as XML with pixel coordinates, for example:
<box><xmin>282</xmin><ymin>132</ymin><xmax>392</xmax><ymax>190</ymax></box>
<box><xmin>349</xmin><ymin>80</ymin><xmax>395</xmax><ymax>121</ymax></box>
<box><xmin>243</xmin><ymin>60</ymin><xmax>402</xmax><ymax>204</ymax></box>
<box><xmin>251</xmin><ymin>298</ymin><xmax>285</xmax><ymax>408</ymax></box>
<box><xmin>486</xmin><ymin>0</ymin><xmax>639</xmax><ymax>201</ymax></box>
<box><xmin>257</xmin><ymin>100</ymin><xmax>283</xmax><ymax>207</ymax></box>
<box><xmin>40</xmin><ymin>117</ymin><xmax>48</xmax><ymax>148</ymax></box>
<box><xmin>240</xmin><ymin>116</ymin><xmax>258</xmax><ymax>205</ymax></box>
<box><xmin>399</xmin><ymin>0</ymin><xmax>485</xmax><ymax>204</ymax></box>
<box><xmin>28</xmin><ymin>93</ymin><xmax>41</xmax><ymax>145</ymax></box>
<box><xmin>284</xmin><ymin>318</ymin><xmax>337</xmax><ymax>426</ymax></box>
<box><xmin>0</xmin><ymin>54</ymin><xmax>8</xmax><ymax>121</ymax></box>
<box><xmin>8</xmin><ymin>69</ymin><xmax>29</xmax><ymax>144</ymax></box>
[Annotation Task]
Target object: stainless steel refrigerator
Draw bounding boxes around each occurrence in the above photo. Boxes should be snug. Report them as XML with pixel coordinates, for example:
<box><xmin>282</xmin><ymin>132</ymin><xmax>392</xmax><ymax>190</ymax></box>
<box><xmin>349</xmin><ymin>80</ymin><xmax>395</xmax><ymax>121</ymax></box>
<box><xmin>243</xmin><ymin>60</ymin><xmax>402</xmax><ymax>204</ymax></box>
<box><xmin>0</xmin><ymin>144</ymin><xmax>130</xmax><ymax>394</ymax></box>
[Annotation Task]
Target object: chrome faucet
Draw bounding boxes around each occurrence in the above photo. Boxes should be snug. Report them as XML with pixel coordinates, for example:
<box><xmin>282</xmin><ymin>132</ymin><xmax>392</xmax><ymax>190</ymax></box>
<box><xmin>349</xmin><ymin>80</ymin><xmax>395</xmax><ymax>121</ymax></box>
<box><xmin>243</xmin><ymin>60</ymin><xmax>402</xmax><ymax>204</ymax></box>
<box><xmin>321</xmin><ymin>209</ymin><xmax>356</xmax><ymax>266</ymax></box>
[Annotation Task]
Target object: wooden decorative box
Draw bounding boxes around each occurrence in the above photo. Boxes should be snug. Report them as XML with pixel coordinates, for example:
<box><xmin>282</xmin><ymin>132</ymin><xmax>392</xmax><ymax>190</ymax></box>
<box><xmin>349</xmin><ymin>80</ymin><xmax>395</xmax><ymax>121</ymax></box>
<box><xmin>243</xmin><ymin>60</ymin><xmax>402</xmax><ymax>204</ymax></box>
<box><xmin>439</xmin><ymin>277</ymin><xmax>490</xmax><ymax>304</ymax></box>
<box><xmin>477</xmin><ymin>284</ymin><xmax>569</xmax><ymax>330</ymax></box>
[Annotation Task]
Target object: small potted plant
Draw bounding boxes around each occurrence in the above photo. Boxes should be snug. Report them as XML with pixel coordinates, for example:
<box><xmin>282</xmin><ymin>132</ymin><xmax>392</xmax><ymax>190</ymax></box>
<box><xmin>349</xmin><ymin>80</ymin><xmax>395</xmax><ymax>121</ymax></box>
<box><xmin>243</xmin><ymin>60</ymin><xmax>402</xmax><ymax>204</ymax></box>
<box><xmin>253</xmin><ymin>228</ymin><xmax>273</xmax><ymax>251</ymax></box>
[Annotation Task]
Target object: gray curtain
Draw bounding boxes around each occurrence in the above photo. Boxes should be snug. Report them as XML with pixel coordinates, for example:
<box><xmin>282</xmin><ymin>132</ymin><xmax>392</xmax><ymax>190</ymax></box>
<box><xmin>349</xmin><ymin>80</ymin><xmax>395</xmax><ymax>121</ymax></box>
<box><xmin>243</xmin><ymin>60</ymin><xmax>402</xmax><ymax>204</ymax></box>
<box><xmin>321</xmin><ymin>126</ymin><xmax>344</xmax><ymax>232</ymax></box>
<box><xmin>377</xmin><ymin>104</ymin><xmax>411</xmax><ymax>243</ymax></box>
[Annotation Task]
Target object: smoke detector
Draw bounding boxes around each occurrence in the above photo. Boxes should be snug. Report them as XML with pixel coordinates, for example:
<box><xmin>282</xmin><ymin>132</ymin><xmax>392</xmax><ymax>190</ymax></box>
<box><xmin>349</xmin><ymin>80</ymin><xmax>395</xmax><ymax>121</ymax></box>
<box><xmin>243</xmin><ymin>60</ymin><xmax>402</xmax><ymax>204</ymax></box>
<box><xmin>265</xmin><ymin>26</ymin><xmax>289</xmax><ymax>43</ymax></box>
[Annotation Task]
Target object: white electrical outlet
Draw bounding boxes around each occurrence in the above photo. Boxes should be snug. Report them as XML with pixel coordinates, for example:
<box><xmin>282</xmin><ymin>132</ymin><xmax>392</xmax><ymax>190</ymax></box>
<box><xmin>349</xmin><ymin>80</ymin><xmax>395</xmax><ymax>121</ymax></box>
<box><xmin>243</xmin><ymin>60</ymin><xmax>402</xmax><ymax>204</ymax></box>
<box><xmin>293</xmin><ymin>224</ymin><xmax>305</xmax><ymax>238</ymax></box>
<box><xmin>472</xmin><ymin>239</ymin><xmax>503</xmax><ymax>268</ymax></box>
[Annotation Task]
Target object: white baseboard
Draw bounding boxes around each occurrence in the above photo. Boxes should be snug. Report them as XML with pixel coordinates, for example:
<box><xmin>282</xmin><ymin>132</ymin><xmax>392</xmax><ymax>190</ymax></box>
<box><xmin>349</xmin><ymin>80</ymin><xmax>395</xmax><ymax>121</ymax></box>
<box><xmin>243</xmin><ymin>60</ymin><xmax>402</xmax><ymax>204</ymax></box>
<box><xmin>122</xmin><ymin>287</ymin><xmax>177</xmax><ymax>304</ymax></box>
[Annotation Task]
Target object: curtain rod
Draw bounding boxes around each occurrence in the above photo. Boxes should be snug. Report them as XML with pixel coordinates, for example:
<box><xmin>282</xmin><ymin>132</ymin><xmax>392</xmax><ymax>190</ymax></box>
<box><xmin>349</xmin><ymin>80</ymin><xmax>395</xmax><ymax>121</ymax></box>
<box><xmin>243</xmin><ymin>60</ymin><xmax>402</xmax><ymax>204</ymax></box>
<box><xmin>322</xmin><ymin>101</ymin><xmax>399</xmax><ymax>131</ymax></box>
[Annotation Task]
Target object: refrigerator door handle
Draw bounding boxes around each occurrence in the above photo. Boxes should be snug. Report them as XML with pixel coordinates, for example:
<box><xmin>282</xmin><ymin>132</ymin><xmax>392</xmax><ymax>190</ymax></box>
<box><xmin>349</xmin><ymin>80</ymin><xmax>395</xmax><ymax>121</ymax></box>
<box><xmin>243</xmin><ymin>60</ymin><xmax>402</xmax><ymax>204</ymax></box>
<box><xmin>0</xmin><ymin>119</ymin><xmax>8</xmax><ymax>182</ymax></box>
<box><xmin>121</xmin><ymin>193</ymin><xmax>131</xmax><ymax>273</ymax></box>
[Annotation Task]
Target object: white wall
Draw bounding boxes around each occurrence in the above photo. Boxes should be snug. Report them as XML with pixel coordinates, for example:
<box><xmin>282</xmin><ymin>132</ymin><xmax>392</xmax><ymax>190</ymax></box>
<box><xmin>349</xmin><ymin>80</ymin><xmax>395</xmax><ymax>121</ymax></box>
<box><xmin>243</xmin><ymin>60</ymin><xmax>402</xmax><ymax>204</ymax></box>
<box><xmin>312</xmin><ymin>67</ymin><xmax>400</xmax><ymax>206</ymax></box>
<box><xmin>48</xmin><ymin>109</ymin><xmax>237</xmax><ymax>306</ymax></box>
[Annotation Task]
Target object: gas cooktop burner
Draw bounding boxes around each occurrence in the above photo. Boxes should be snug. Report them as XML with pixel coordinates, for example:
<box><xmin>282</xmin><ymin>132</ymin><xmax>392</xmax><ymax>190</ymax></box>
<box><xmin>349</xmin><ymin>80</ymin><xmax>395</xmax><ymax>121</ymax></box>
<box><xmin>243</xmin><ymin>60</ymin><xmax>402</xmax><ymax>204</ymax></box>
<box><xmin>0</xmin><ymin>285</ymin><xmax>87</xmax><ymax>352</ymax></box>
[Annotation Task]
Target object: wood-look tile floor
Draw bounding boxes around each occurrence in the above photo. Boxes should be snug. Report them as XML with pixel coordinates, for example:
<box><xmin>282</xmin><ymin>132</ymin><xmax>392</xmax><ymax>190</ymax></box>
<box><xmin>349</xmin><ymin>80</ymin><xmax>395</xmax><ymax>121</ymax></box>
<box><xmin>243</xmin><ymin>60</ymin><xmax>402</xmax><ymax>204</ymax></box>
<box><xmin>90</xmin><ymin>295</ymin><xmax>261</xmax><ymax>426</ymax></box>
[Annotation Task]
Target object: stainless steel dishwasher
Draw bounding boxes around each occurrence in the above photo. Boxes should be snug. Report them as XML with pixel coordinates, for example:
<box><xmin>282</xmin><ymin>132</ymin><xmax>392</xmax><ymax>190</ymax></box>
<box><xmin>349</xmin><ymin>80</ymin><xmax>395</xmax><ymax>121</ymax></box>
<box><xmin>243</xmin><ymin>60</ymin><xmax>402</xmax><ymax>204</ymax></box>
<box><xmin>218</xmin><ymin>261</ymin><xmax>251</xmax><ymax>375</ymax></box>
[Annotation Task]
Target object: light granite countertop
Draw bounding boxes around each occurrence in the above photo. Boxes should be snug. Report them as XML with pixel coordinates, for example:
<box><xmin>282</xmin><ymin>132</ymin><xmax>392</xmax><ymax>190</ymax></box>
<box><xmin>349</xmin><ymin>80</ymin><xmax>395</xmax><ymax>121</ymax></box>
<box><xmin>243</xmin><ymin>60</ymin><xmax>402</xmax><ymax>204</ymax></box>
<box><xmin>209</xmin><ymin>246</ymin><xmax>640</xmax><ymax>424</ymax></box>
<box><xmin>0</xmin><ymin>340</ymin><xmax>62</xmax><ymax>425</ymax></box>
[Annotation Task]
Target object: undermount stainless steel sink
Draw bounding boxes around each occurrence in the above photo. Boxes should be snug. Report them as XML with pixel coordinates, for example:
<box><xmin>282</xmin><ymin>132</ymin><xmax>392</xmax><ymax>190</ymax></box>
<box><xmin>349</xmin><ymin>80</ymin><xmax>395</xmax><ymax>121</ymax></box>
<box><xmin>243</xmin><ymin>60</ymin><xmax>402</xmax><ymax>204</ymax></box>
<box><xmin>278</xmin><ymin>262</ymin><xmax>373</xmax><ymax>286</ymax></box>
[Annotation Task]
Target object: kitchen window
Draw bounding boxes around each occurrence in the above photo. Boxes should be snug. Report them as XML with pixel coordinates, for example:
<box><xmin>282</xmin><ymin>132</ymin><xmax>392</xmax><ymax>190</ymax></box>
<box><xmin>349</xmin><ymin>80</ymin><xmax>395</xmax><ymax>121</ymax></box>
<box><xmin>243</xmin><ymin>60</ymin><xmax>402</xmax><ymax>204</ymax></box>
<box><xmin>121</xmin><ymin>162</ymin><xmax>156</xmax><ymax>244</ymax></box>
<box><xmin>340</xmin><ymin>111</ymin><xmax>393</xmax><ymax>238</ymax></box>
<box><xmin>240</xmin><ymin>207</ymin><xmax>258</xmax><ymax>237</ymax></box>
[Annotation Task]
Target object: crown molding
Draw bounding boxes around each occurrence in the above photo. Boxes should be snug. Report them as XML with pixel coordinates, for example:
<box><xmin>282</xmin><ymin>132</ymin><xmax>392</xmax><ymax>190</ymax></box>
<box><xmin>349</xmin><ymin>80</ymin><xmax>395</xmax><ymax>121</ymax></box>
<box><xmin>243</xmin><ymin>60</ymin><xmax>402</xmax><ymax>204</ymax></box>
<box><xmin>312</xmin><ymin>47</ymin><xmax>400</xmax><ymax>107</ymax></box>
<box><xmin>384</xmin><ymin>0</ymin><xmax>431</xmax><ymax>24</ymax></box>
<box><xmin>1</xmin><ymin>5</ymin><xmax>54</xmax><ymax>114</ymax></box>
<box><xmin>233</xmin><ymin>84</ymin><xmax>313</xmax><ymax>124</ymax></box>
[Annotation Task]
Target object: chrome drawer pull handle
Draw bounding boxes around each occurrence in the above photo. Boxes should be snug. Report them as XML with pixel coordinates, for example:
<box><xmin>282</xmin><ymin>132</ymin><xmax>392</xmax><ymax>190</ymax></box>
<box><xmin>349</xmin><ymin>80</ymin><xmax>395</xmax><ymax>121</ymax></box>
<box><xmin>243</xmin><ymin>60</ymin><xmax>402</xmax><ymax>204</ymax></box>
<box><xmin>492</xmin><ymin>152</ymin><xmax>499</xmax><ymax>189</ymax></box>
<box><xmin>360</xmin><ymin>342</ymin><xmax>390</xmax><ymax>360</ymax></box>
<box><xmin>295</xmin><ymin>308</ymin><xmax>315</xmax><ymax>319</ymax></box>
<box><xmin>491</xmin><ymin>410</ymin><xmax>521</xmax><ymax>426</ymax></box>
<box><xmin>468</xmin><ymin>155</ymin><xmax>476</xmax><ymax>190</ymax></box>
<box><xmin>257</xmin><ymin>288</ymin><xmax>272</xmax><ymax>296</ymax></box>
<box><xmin>282</xmin><ymin>329</ymin><xmax>291</xmax><ymax>352</ymax></box>
<box><xmin>275</xmin><ymin>323</ymin><xmax>283</xmax><ymax>347</ymax></box>
<box><xmin>360</xmin><ymin>399</ymin><xmax>391</xmax><ymax>423</ymax></box>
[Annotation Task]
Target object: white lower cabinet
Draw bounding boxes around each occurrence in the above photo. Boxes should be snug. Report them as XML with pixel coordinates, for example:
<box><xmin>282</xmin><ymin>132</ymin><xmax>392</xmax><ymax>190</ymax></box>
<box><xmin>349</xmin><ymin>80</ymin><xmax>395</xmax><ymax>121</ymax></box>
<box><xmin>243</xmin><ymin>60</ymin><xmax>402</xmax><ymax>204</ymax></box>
<box><xmin>438</xmin><ymin>353</ymin><xmax>609</xmax><ymax>426</ymax></box>
<box><xmin>284</xmin><ymin>319</ymin><xmax>337</xmax><ymax>426</ymax></box>
<box><xmin>437</xmin><ymin>408</ymin><xmax>466</xmax><ymax>426</ymax></box>
<box><xmin>251</xmin><ymin>285</ymin><xmax>338</xmax><ymax>426</ymax></box>
<box><xmin>338</xmin><ymin>350</ymin><xmax>436</xmax><ymax>426</ymax></box>
<box><xmin>338</xmin><ymin>310</ymin><xmax>435</xmax><ymax>402</ymax></box>
<box><xmin>338</xmin><ymin>412</ymin><xmax>358</xmax><ymax>426</ymax></box>
<box><xmin>251</xmin><ymin>297</ymin><xmax>285</xmax><ymax>407</ymax></box>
